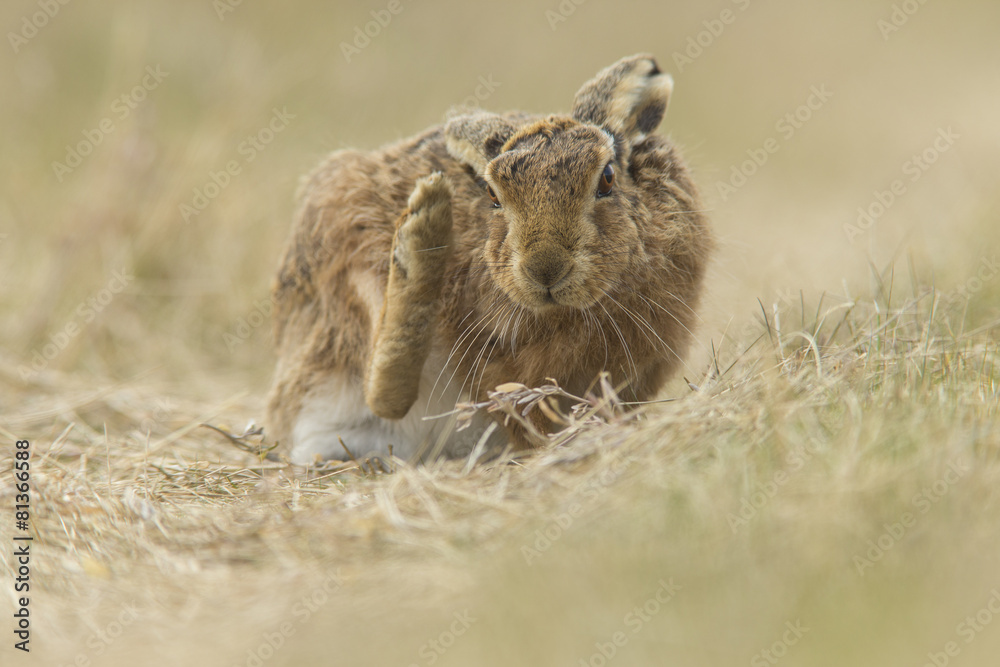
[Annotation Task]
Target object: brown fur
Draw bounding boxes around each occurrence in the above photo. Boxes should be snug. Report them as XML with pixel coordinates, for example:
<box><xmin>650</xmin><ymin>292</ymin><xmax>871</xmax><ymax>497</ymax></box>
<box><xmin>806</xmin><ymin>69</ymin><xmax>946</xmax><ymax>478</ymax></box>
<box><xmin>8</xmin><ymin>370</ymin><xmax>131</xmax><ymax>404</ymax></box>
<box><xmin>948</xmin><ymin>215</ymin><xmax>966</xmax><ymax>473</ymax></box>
<box><xmin>266</xmin><ymin>54</ymin><xmax>713</xmax><ymax>457</ymax></box>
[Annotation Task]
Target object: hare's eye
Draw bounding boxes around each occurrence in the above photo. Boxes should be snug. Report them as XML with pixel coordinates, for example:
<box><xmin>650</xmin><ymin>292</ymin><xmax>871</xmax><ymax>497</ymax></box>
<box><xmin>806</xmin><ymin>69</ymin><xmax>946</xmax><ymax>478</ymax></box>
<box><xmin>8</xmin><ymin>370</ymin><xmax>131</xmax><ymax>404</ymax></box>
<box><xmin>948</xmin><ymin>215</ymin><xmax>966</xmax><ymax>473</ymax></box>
<box><xmin>597</xmin><ymin>163</ymin><xmax>615</xmax><ymax>197</ymax></box>
<box><xmin>487</xmin><ymin>185</ymin><xmax>501</xmax><ymax>208</ymax></box>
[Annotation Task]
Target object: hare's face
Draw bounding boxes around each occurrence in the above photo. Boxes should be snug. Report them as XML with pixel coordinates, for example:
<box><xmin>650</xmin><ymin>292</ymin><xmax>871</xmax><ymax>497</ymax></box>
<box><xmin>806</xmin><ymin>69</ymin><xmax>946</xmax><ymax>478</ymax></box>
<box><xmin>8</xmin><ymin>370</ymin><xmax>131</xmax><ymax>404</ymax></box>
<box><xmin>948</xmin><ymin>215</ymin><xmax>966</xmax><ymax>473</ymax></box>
<box><xmin>482</xmin><ymin>119</ymin><xmax>640</xmax><ymax>311</ymax></box>
<box><xmin>445</xmin><ymin>54</ymin><xmax>675</xmax><ymax>311</ymax></box>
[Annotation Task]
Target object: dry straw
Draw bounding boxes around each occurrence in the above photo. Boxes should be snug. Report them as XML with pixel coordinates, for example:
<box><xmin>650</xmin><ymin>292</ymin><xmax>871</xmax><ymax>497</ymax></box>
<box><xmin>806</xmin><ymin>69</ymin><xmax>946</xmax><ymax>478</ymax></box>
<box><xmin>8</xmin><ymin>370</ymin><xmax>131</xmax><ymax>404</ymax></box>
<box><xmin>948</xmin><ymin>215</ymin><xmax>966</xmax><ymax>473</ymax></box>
<box><xmin>2</xmin><ymin>276</ymin><xmax>998</xmax><ymax>665</ymax></box>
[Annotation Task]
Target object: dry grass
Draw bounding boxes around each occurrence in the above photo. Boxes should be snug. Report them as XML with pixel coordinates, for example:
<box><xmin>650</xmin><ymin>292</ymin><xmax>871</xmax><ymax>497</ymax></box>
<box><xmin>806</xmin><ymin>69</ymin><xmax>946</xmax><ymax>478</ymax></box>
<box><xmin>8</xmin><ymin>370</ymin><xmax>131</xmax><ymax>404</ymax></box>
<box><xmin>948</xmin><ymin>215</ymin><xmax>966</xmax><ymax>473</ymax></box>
<box><xmin>2</xmin><ymin>0</ymin><xmax>999</xmax><ymax>665</ymax></box>
<box><xmin>3</xmin><ymin>283</ymin><xmax>999</xmax><ymax>665</ymax></box>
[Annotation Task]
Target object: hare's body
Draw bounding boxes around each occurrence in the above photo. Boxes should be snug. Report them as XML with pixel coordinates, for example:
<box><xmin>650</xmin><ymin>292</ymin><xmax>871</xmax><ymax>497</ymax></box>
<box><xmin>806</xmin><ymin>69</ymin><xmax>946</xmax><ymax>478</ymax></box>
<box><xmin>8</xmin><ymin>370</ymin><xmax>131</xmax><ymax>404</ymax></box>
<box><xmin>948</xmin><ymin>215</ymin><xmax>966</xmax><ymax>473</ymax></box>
<box><xmin>266</xmin><ymin>55</ymin><xmax>712</xmax><ymax>464</ymax></box>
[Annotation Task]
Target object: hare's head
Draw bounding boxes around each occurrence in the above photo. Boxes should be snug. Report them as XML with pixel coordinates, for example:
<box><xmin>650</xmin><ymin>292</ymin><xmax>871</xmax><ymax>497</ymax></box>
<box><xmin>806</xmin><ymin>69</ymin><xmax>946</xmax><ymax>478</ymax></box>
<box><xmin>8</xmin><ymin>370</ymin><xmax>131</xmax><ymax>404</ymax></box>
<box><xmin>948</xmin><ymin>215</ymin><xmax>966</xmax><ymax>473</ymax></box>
<box><xmin>445</xmin><ymin>54</ymin><xmax>675</xmax><ymax>311</ymax></box>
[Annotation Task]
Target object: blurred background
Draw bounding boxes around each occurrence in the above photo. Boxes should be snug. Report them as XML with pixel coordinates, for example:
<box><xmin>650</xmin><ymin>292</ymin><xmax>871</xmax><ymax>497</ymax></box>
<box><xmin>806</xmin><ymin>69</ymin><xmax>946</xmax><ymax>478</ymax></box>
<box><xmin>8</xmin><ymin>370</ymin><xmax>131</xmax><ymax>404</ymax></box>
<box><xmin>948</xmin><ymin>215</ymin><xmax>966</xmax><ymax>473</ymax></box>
<box><xmin>2</xmin><ymin>2</ymin><xmax>1000</xmax><ymax>666</ymax></box>
<box><xmin>1</xmin><ymin>0</ymin><xmax>998</xmax><ymax>399</ymax></box>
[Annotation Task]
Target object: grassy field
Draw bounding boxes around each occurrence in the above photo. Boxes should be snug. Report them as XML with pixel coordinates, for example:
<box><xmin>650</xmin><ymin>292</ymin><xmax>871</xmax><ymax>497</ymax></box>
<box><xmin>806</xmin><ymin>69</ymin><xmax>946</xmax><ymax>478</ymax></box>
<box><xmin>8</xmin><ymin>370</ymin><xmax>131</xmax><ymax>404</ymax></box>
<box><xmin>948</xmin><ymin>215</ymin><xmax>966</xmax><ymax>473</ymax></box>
<box><xmin>1</xmin><ymin>0</ymin><xmax>999</xmax><ymax>665</ymax></box>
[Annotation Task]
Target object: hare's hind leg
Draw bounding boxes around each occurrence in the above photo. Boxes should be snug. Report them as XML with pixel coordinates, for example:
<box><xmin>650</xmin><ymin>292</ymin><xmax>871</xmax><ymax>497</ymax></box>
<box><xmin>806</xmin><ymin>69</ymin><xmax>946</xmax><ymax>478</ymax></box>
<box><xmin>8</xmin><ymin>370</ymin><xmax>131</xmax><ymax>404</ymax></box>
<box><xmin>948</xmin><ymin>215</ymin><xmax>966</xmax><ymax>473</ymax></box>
<box><xmin>366</xmin><ymin>172</ymin><xmax>454</xmax><ymax>420</ymax></box>
<box><xmin>289</xmin><ymin>373</ymin><xmax>417</xmax><ymax>464</ymax></box>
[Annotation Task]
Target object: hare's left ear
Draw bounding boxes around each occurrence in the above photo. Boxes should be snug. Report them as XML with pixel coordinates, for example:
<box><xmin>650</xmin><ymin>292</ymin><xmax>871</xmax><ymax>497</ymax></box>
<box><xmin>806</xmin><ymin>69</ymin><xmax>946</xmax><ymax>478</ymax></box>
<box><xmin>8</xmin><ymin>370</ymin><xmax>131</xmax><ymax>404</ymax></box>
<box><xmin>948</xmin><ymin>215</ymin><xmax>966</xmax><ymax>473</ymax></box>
<box><xmin>571</xmin><ymin>54</ymin><xmax>673</xmax><ymax>143</ymax></box>
<box><xmin>444</xmin><ymin>110</ymin><xmax>516</xmax><ymax>174</ymax></box>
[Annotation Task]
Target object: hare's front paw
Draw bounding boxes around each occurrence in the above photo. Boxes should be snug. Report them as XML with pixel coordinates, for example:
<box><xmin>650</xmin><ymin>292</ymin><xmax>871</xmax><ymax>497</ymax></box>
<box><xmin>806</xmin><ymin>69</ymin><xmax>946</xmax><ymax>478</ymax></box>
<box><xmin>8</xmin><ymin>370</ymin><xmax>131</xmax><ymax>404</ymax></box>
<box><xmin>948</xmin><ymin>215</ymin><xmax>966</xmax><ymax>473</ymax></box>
<box><xmin>393</xmin><ymin>173</ymin><xmax>453</xmax><ymax>278</ymax></box>
<box><xmin>368</xmin><ymin>173</ymin><xmax>454</xmax><ymax>420</ymax></box>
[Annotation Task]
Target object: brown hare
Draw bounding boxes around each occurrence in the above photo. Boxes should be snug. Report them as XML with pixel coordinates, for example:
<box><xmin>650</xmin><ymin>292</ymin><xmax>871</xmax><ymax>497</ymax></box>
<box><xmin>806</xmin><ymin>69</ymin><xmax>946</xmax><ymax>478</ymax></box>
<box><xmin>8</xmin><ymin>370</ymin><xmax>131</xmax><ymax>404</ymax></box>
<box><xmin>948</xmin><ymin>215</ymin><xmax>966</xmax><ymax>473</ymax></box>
<box><xmin>266</xmin><ymin>54</ymin><xmax>712</xmax><ymax>464</ymax></box>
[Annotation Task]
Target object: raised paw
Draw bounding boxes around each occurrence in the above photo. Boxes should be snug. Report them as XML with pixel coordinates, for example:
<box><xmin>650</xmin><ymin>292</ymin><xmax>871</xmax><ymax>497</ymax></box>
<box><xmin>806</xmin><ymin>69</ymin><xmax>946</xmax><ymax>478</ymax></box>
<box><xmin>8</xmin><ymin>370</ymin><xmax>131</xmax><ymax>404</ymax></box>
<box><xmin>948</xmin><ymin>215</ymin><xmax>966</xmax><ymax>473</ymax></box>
<box><xmin>393</xmin><ymin>172</ymin><xmax>454</xmax><ymax>278</ymax></box>
<box><xmin>407</xmin><ymin>171</ymin><xmax>453</xmax><ymax>222</ymax></box>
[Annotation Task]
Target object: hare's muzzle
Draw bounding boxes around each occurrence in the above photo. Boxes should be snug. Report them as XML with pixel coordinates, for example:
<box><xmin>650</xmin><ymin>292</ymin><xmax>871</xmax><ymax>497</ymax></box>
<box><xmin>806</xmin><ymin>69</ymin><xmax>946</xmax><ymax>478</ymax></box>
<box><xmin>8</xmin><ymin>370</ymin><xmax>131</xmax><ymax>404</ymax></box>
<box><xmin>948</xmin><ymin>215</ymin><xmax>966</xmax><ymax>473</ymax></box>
<box><xmin>520</xmin><ymin>248</ymin><xmax>573</xmax><ymax>291</ymax></box>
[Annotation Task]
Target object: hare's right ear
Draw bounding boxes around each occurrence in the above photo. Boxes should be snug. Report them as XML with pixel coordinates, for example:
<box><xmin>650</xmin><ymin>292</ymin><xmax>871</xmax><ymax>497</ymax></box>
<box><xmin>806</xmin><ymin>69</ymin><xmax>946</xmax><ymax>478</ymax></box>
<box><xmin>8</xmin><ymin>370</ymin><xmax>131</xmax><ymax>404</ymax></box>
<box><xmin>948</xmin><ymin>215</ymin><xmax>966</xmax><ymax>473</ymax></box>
<box><xmin>444</xmin><ymin>111</ymin><xmax>516</xmax><ymax>174</ymax></box>
<box><xmin>571</xmin><ymin>54</ymin><xmax>673</xmax><ymax>143</ymax></box>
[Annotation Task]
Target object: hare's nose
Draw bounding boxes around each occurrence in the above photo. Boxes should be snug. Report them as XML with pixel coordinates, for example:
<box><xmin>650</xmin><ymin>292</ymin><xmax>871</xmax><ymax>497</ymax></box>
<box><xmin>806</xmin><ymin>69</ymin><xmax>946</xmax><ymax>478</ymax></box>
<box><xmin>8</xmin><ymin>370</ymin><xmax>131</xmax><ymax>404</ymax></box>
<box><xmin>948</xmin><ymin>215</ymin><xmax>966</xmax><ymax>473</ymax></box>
<box><xmin>522</xmin><ymin>251</ymin><xmax>572</xmax><ymax>289</ymax></box>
